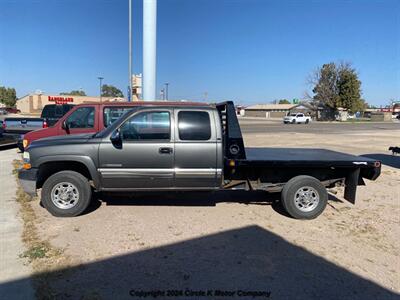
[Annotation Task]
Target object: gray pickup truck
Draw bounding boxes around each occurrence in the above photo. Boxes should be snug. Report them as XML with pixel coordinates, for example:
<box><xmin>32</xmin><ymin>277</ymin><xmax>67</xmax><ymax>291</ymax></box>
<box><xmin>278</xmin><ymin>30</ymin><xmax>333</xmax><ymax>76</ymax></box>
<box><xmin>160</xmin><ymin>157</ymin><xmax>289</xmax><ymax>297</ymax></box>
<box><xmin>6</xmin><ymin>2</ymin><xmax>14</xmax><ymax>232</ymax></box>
<box><xmin>18</xmin><ymin>102</ymin><xmax>381</xmax><ymax>219</ymax></box>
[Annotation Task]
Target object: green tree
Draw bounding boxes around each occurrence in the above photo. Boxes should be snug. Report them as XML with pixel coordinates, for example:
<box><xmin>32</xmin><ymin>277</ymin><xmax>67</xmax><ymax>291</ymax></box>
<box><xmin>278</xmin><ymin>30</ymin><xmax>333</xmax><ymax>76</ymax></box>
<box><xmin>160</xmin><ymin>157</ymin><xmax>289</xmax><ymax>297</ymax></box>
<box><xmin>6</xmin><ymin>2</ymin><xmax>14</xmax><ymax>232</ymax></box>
<box><xmin>0</xmin><ymin>86</ymin><xmax>17</xmax><ymax>107</ymax></box>
<box><xmin>60</xmin><ymin>90</ymin><xmax>86</xmax><ymax>96</ymax></box>
<box><xmin>311</xmin><ymin>63</ymin><xmax>339</xmax><ymax>112</ymax></box>
<box><xmin>278</xmin><ymin>99</ymin><xmax>291</xmax><ymax>104</ymax></box>
<box><xmin>310</xmin><ymin>62</ymin><xmax>364</xmax><ymax>117</ymax></box>
<box><xmin>101</xmin><ymin>84</ymin><xmax>124</xmax><ymax>97</ymax></box>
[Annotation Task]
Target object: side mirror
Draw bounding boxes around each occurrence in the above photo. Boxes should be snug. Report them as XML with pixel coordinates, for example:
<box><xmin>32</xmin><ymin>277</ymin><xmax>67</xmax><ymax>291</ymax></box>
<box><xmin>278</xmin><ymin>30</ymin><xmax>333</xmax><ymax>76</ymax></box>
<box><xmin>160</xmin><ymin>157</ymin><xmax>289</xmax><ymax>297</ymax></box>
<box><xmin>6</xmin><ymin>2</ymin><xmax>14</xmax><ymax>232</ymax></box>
<box><xmin>110</xmin><ymin>129</ymin><xmax>121</xmax><ymax>143</ymax></box>
<box><xmin>61</xmin><ymin>120</ymin><xmax>70</xmax><ymax>133</ymax></box>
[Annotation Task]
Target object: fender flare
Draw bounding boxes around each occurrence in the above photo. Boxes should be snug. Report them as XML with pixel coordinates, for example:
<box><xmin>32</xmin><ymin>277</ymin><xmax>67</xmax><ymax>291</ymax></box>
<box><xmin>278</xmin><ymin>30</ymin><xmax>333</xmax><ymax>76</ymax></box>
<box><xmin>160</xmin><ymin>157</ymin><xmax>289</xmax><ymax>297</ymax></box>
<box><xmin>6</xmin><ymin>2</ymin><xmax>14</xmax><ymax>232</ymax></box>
<box><xmin>35</xmin><ymin>155</ymin><xmax>100</xmax><ymax>189</ymax></box>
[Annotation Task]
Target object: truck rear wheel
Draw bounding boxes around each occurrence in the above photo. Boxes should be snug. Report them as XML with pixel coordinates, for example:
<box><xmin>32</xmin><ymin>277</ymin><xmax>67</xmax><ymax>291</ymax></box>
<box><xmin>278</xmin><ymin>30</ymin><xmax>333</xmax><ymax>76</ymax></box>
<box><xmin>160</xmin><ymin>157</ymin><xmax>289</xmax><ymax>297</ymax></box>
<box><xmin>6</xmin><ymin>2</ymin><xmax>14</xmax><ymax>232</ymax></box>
<box><xmin>41</xmin><ymin>171</ymin><xmax>92</xmax><ymax>217</ymax></box>
<box><xmin>281</xmin><ymin>175</ymin><xmax>327</xmax><ymax>219</ymax></box>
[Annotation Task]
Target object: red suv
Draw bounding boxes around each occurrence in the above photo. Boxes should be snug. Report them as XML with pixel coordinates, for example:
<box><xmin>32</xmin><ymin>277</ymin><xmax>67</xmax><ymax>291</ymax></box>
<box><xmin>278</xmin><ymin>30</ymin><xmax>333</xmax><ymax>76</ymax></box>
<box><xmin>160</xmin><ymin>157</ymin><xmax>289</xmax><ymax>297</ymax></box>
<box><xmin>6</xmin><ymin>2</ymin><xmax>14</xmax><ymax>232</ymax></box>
<box><xmin>22</xmin><ymin>101</ymin><xmax>203</xmax><ymax>150</ymax></box>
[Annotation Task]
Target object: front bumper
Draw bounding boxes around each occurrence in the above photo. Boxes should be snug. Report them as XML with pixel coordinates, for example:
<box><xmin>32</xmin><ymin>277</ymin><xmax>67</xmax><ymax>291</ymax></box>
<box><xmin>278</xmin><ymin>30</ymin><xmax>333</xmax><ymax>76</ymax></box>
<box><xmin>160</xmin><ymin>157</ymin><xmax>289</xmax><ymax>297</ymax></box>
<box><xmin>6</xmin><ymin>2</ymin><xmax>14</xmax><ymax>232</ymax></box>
<box><xmin>18</xmin><ymin>168</ymin><xmax>38</xmax><ymax>196</ymax></box>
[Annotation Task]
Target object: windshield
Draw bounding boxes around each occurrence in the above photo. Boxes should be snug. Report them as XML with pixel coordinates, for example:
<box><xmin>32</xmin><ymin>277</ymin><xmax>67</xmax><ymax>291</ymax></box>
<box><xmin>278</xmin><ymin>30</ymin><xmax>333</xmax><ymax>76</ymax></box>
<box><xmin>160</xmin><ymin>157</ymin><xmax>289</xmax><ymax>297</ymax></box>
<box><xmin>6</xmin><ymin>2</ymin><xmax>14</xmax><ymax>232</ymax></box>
<box><xmin>290</xmin><ymin>113</ymin><xmax>297</xmax><ymax>116</ymax></box>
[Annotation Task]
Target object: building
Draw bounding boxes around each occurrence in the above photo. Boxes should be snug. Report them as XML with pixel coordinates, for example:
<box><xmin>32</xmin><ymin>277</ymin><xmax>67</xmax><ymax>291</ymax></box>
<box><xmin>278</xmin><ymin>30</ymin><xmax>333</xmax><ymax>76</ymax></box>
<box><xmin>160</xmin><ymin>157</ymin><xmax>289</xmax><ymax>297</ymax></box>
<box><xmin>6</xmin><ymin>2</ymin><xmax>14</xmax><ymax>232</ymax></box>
<box><xmin>16</xmin><ymin>93</ymin><xmax>126</xmax><ymax>114</ymax></box>
<box><xmin>244</xmin><ymin>103</ymin><xmax>314</xmax><ymax>118</ymax></box>
<box><xmin>131</xmin><ymin>74</ymin><xmax>142</xmax><ymax>101</ymax></box>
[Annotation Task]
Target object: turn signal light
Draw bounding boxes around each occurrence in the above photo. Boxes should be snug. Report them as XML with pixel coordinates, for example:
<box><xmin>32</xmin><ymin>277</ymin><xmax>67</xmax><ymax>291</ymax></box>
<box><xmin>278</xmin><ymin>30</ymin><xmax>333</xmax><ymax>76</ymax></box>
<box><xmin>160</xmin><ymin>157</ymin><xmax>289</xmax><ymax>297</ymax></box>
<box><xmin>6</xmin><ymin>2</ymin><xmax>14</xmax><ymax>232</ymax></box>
<box><xmin>22</xmin><ymin>163</ymin><xmax>31</xmax><ymax>170</ymax></box>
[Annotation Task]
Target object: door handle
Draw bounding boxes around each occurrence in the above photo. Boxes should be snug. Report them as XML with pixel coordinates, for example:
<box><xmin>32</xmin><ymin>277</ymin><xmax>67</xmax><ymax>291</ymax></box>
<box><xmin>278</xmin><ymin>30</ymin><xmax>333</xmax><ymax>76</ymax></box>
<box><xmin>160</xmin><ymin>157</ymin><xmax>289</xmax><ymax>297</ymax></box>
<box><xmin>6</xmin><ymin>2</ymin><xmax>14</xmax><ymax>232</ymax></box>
<box><xmin>159</xmin><ymin>147</ymin><xmax>173</xmax><ymax>154</ymax></box>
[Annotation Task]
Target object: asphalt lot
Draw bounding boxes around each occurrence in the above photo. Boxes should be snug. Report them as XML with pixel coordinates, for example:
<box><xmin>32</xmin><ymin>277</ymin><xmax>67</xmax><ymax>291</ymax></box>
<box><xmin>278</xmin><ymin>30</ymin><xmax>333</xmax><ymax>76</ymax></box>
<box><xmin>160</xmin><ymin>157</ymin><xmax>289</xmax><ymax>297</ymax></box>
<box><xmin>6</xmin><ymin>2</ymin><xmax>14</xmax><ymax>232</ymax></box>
<box><xmin>239</xmin><ymin>118</ymin><xmax>400</xmax><ymax>134</ymax></box>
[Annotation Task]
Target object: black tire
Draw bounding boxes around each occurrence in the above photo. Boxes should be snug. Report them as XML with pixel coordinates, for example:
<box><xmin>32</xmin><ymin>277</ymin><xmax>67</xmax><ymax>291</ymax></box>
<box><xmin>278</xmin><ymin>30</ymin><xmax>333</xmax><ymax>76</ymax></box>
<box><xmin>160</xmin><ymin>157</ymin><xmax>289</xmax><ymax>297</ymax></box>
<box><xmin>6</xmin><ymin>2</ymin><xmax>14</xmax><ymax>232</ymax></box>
<box><xmin>292</xmin><ymin>120</ymin><xmax>296</xmax><ymax>124</ymax></box>
<box><xmin>305</xmin><ymin>119</ymin><xmax>309</xmax><ymax>124</ymax></box>
<box><xmin>281</xmin><ymin>175</ymin><xmax>327</xmax><ymax>219</ymax></box>
<box><xmin>41</xmin><ymin>171</ymin><xmax>92</xmax><ymax>217</ymax></box>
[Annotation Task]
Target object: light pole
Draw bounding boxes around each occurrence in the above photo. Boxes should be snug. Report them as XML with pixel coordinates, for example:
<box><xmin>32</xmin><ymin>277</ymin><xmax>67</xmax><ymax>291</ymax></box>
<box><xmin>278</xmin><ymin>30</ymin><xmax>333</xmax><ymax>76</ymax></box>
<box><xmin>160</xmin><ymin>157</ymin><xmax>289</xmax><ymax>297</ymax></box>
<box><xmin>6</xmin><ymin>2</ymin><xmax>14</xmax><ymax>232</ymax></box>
<box><xmin>165</xmin><ymin>82</ymin><xmax>169</xmax><ymax>100</ymax></box>
<box><xmin>143</xmin><ymin>0</ymin><xmax>157</xmax><ymax>100</ymax></box>
<box><xmin>128</xmin><ymin>0</ymin><xmax>132</xmax><ymax>102</ymax></box>
<box><xmin>98</xmin><ymin>77</ymin><xmax>104</xmax><ymax>102</ymax></box>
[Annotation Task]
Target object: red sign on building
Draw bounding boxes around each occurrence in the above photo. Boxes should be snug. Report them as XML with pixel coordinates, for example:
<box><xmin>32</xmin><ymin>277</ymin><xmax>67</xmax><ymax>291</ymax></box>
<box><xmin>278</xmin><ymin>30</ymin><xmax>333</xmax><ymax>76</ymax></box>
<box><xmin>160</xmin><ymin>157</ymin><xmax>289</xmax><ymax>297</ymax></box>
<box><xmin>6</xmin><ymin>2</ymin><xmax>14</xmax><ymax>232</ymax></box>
<box><xmin>48</xmin><ymin>96</ymin><xmax>74</xmax><ymax>104</ymax></box>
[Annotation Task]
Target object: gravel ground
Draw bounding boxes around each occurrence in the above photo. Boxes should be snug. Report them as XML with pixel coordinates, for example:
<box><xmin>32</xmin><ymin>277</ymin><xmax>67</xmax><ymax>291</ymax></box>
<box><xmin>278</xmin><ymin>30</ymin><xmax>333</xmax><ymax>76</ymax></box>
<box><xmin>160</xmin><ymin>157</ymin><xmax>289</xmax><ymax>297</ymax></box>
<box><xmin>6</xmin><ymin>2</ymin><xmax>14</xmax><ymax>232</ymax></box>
<box><xmin>5</xmin><ymin>124</ymin><xmax>400</xmax><ymax>299</ymax></box>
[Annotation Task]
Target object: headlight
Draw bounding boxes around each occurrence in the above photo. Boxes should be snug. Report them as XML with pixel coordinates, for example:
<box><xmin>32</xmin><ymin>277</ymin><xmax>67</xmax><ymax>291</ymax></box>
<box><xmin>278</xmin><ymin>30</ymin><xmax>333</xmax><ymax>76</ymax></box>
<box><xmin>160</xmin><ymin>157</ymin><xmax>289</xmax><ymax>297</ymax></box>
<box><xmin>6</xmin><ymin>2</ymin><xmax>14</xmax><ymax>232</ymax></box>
<box><xmin>23</xmin><ymin>139</ymin><xmax>29</xmax><ymax>148</ymax></box>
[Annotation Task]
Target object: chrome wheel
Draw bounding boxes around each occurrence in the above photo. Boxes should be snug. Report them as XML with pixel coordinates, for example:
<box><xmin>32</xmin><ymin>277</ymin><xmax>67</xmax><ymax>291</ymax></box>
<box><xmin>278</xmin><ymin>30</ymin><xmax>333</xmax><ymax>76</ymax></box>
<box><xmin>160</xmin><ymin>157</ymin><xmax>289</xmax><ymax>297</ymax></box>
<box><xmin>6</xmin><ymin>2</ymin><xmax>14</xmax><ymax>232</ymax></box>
<box><xmin>294</xmin><ymin>186</ymin><xmax>319</xmax><ymax>212</ymax></box>
<box><xmin>51</xmin><ymin>182</ymin><xmax>80</xmax><ymax>209</ymax></box>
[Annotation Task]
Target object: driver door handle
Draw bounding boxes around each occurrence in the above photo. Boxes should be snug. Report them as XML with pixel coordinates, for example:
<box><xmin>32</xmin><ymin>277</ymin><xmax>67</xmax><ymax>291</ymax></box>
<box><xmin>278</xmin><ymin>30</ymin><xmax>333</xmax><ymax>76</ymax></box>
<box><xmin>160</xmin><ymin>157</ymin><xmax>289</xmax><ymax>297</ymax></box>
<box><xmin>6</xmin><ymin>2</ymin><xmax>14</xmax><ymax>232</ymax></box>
<box><xmin>159</xmin><ymin>147</ymin><xmax>173</xmax><ymax>154</ymax></box>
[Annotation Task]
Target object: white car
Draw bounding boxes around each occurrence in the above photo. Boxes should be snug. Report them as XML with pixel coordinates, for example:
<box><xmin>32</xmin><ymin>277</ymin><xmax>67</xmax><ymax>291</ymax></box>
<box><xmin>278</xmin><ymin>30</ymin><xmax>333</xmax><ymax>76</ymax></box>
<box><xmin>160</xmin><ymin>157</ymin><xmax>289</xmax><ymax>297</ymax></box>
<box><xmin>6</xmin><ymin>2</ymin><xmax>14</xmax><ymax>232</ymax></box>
<box><xmin>283</xmin><ymin>113</ymin><xmax>312</xmax><ymax>124</ymax></box>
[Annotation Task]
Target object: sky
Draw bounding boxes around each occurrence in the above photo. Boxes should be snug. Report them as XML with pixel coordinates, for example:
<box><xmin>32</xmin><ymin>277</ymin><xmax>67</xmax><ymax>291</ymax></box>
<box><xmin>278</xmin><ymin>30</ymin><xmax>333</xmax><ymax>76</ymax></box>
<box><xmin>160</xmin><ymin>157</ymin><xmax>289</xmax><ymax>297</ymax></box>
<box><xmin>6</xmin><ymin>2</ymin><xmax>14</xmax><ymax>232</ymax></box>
<box><xmin>0</xmin><ymin>0</ymin><xmax>399</xmax><ymax>106</ymax></box>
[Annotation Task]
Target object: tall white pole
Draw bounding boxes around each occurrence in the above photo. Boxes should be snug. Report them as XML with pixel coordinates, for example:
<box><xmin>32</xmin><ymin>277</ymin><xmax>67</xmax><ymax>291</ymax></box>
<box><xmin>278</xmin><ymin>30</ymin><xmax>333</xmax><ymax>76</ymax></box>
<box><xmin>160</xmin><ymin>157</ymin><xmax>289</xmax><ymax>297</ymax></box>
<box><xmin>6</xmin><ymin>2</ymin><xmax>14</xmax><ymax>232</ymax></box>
<box><xmin>129</xmin><ymin>0</ymin><xmax>132</xmax><ymax>101</ymax></box>
<box><xmin>143</xmin><ymin>0</ymin><xmax>157</xmax><ymax>100</ymax></box>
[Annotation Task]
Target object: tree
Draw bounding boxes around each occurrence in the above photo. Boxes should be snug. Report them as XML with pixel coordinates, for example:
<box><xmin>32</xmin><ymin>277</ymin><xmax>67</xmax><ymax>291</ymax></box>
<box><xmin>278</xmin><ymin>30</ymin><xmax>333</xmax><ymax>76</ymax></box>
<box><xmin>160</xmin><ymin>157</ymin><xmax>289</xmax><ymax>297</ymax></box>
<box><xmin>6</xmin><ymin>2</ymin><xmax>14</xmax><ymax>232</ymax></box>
<box><xmin>60</xmin><ymin>90</ymin><xmax>86</xmax><ymax>96</ymax></box>
<box><xmin>311</xmin><ymin>63</ymin><xmax>339</xmax><ymax>112</ymax></box>
<box><xmin>0</xmin><ymin>86</ymin><xmax>17</xmax><ymax>107</ymax></box>
<box><xmin>336</xmin><ymin>65</ymin><xmax>362</xmax><ymax>113</ymax></box>
<box><xmin>309</xmin><ymin>62</ymin><xmax>364</xmax><ymax>118</ymax></box>
<box><xmin>101</xmin><ymin>84</ymin><xmax>124</xmax><ymax>97</ymax></box>
<box><xmin>278</xmin><ymin>99</ymin><xmax>291</xmax><ymax>104</ymax></box>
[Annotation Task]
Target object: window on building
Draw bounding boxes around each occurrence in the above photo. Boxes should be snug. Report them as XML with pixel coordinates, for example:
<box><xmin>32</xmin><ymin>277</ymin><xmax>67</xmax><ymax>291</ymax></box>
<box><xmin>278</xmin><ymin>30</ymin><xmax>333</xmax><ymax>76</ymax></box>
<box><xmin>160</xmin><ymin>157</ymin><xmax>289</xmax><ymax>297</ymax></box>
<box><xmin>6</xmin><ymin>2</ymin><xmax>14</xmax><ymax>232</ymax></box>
<box><xmin>66</xmin><ymin>107</ymin><xmax>95</xmax><ymax>128</ymax></box>
<box><xmin>120</xmin><ymin>111</ymin><xmax>170</xmax><ymax>140</ymax></box>
<box><xmin>103</xmin><ymin>107</ymin><xmax>133</xmax><ymax>127</ymax></box>
<box><xmin>178</xmin><ymin>111</ymin><xmax>211</xmax><ymax>141</ymax></box>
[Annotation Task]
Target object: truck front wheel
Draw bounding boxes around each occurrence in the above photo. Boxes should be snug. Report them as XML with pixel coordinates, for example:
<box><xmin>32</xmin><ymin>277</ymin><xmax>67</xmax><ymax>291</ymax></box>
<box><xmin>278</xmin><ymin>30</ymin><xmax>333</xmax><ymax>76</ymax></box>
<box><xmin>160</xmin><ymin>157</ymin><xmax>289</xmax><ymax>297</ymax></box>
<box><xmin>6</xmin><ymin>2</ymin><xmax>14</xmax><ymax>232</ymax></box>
<box><xmin>281</xmin><ymin>175</ymin><xmax>327</xmax><ymax>219</ymax></box>
<box><xmin>41</xmin><ymin>171</ymin><xmax>92</xmax><ymax>217</ymax></box>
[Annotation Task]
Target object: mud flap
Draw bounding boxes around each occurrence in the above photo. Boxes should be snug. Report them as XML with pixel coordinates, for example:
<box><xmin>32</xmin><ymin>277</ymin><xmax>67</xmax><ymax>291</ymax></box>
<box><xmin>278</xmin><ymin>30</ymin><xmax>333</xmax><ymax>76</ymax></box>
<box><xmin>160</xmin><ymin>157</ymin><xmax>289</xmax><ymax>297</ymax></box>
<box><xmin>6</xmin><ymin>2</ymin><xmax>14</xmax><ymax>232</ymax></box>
<box><xmin>344</xmin><ymin>168</ymin><xmax>360</xmax><ymax>204</ymax></box>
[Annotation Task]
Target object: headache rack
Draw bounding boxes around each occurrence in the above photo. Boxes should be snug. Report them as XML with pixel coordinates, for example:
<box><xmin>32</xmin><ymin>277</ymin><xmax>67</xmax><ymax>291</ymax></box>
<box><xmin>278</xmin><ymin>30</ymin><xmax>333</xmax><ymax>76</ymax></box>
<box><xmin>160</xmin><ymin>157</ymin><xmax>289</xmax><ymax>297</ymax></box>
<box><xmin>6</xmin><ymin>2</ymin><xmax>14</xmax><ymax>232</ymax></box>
<box><xmin>216</xmin><ymin>101</ymin><xmax>246</xmax><ymax>160</ymax></box>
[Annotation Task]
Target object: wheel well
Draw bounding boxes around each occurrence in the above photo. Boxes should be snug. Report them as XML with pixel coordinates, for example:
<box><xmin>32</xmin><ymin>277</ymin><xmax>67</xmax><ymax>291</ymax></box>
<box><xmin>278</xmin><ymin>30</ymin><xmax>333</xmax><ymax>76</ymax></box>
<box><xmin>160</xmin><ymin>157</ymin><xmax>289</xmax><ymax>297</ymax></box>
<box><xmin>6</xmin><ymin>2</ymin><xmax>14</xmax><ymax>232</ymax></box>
<box><xmin>37</xmin><ymin>161</ymin><xmax>92</xmax><ymax>189</ymax></box>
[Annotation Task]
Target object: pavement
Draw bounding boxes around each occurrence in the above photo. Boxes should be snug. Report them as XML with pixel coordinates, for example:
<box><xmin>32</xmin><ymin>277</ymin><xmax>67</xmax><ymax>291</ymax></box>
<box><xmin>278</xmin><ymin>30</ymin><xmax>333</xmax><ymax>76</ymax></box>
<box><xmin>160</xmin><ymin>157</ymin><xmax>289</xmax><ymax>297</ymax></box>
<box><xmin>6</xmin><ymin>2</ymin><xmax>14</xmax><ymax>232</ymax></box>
<box><xmin>239</xmin><ymin>118</ymin><xmax>399</xmax><ymax>134</ymax></box>
<box><xmin>0</xmin><ymin>148</ymin><xmax>34</xmax><ymax>300</ymax></box>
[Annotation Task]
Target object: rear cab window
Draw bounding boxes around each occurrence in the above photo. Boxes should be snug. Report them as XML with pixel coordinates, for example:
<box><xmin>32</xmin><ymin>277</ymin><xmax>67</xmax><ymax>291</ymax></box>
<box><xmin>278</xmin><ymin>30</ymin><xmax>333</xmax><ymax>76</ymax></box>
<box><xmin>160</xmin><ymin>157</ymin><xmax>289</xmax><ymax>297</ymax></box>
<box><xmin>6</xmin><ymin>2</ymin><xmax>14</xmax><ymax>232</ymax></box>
<box><xmin>177</xmin><ymin>111</ymin><xmax>211</xmax><ymax>141</ymax></box>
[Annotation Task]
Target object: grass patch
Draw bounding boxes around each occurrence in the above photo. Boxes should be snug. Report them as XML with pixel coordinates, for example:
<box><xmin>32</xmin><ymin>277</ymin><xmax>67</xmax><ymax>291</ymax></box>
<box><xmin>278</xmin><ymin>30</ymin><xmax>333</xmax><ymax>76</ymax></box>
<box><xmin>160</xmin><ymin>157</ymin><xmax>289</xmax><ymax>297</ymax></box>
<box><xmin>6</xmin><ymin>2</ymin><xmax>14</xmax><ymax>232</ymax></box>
<box><xmin>21</xmin><ymin>244</ymin><xmax>49</xmax><ymax>260</ymax></box>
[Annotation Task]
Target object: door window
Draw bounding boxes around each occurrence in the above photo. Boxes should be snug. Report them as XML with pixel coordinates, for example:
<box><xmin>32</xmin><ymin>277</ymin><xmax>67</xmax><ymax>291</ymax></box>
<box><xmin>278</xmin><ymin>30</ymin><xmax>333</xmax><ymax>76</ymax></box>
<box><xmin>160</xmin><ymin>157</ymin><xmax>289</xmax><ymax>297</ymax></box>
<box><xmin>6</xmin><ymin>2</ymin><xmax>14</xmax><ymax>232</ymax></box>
<box><xmin>120</xmin><ymin>111</ymin><xmax>170</xmax><ymax>140</ymax></box>
<box><xmin>66</xmin><ymin>107</ymin><xmax>95</xmax><ymax>128</ymax></box>
<box><xmin>103</xmin><ymin>107</ymin><xmax>133</xmax><ymax>127</ymax></box>
<box><xmin>178</xmin><ymin>111</ymin><xmax>211</xmax><ymax>140</ymax></box>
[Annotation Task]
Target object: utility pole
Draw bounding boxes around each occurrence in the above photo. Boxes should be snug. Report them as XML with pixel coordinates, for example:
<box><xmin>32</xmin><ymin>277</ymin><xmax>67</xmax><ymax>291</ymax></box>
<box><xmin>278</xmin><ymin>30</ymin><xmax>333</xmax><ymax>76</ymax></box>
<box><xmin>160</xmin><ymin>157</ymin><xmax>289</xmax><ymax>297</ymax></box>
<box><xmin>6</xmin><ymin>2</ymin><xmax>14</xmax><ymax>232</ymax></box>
<box><xmin>98</xmin><ymin>77</ymin><xmax>104</xmax><ymax>102</ymax></box>
<box><xmin>165</xmin><ymin>82</ymin><xmax>169</xmax><ymax>100</ymax></box>
<box><xmin>128</xmin><ymin>0</ymin><xmax>132</xmax><ymax>102</ymax></box>
<box><xmin>143</xmin><ymin>0</ymin><xmax>157</xmax><ymax>100</ymax></box>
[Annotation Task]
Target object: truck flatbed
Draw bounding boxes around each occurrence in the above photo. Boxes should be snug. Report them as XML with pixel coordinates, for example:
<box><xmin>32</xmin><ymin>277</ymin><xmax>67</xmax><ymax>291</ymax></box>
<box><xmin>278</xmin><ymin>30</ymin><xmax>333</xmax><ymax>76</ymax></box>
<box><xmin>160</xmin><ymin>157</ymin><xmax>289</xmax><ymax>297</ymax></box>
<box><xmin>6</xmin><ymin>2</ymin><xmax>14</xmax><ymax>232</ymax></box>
<box><xmin>243</xmin><ymin>148</ymin><xmax>376</xmax><ymax>168</ymax></box>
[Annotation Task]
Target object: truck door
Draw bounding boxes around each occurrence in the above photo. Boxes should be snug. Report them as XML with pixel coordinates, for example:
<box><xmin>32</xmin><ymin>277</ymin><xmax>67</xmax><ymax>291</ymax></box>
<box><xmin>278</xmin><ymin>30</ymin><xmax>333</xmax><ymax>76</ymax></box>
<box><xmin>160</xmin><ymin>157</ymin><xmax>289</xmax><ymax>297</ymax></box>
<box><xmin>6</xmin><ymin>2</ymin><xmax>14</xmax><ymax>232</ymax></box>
<box><xmin>60</xmin><ymin>106</ymin><xmax>97</xmax><ymax>135</ymax></box>
<box><xmin>173</xmin><ymin>109</ymin><xmax>219</xmax><ymax>188</ymax></box>
<box><xmin>98</xmin><ymin>109</ymin><xmax>174</xmax><ymax>189</ymax></box>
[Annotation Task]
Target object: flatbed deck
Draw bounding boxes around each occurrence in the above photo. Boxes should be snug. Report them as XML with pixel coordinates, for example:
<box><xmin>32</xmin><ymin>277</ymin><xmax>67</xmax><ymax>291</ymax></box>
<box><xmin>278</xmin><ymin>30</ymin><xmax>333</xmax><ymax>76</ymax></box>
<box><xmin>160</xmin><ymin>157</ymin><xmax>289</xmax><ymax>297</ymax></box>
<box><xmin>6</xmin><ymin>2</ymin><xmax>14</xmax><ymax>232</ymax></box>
<box><xmin>242</xmin><ymin>148</ymin><xmax>376</xmax><ymax>168</ymax></box>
